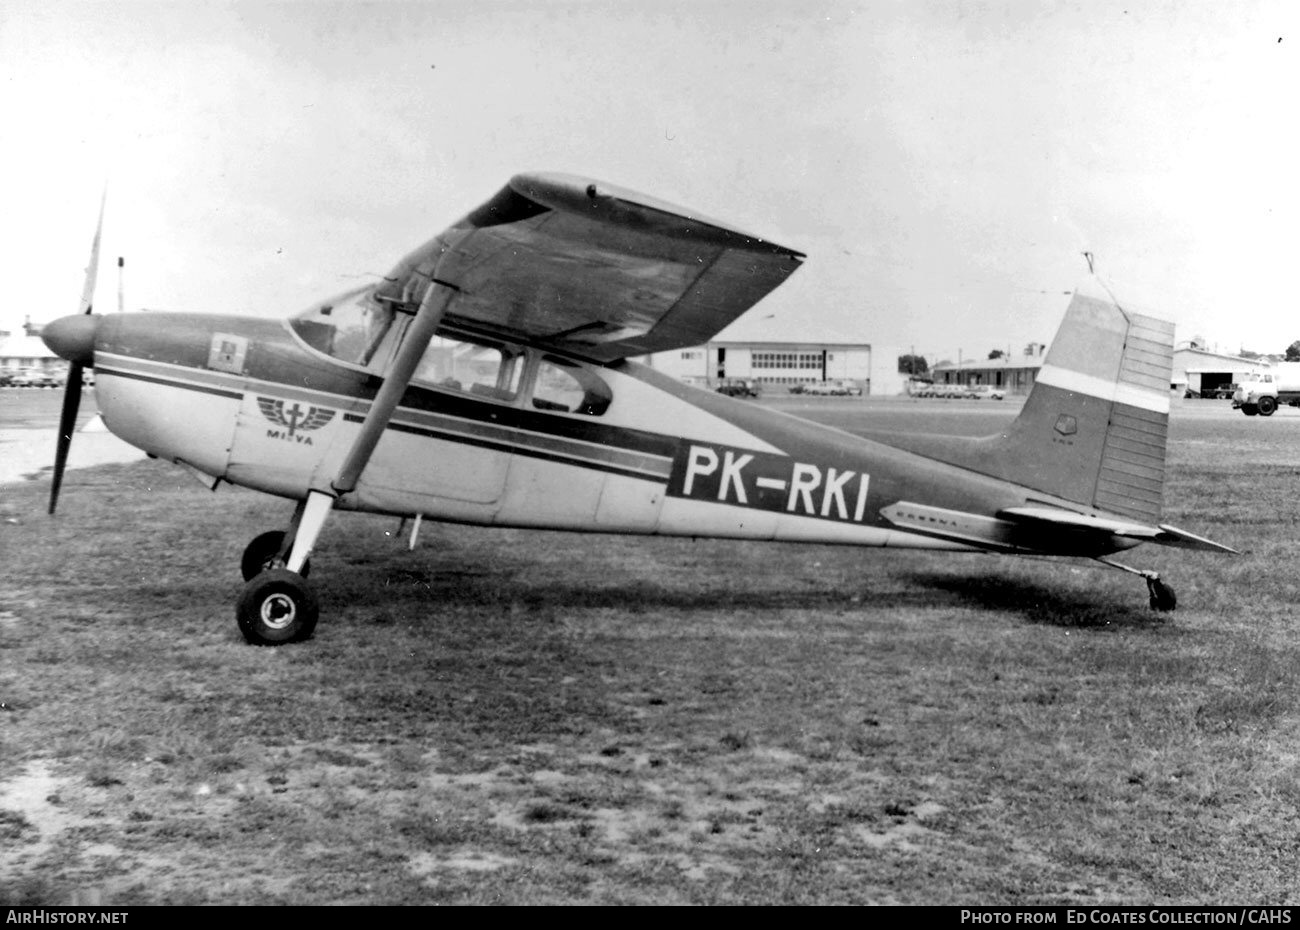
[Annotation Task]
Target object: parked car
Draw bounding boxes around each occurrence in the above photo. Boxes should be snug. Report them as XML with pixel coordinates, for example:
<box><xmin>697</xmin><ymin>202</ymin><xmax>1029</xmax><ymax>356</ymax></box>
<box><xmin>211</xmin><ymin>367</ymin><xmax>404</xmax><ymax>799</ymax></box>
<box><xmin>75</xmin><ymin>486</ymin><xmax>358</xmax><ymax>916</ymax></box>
<box><xmin>715</xmin><ymin>378</ymin><xmax>761</xmax><ymax>398</ymax></box>
<box><xmin>801</xmin><ymin>379</ymin><xmax>862</xmax><ymax>397</ymax></box>
<box><xmin>966</xmin><ymin>385</ymin><xmax>1006</xmax><ymax>400</ymax></box>
<box><xmin>8</xmin><ymin>368</ymin><xmax>62</xmax><ymax>388</ymax></box>
<box><xmin>941</xmin><ymin>385</ymin><xmax>994</xmax><ymax>399</ymax></box>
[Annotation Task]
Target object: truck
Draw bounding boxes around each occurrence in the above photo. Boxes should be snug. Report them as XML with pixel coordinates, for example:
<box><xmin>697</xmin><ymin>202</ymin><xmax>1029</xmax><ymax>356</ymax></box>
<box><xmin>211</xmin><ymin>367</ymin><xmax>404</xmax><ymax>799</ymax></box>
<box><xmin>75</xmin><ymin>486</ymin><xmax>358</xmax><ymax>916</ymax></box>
<box><xmin>1232</xmin><ymin>362</ymin><xmax>1300</xmax><ymax>416</ymax></box>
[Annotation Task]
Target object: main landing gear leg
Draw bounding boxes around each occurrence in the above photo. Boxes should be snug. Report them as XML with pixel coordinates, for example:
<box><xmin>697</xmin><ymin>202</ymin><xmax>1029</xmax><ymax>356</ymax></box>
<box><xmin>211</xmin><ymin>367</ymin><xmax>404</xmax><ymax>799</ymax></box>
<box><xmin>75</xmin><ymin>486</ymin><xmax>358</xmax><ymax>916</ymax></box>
<box><xmin>236</xmin><ymin>490</ymin><xmax>336</xmax><ymax>645</ymax></box>
<box><xmin>1094</xmin><ymin>556</ymin><xmax>1177</xmax><ymax>612</ymax></box>
<box><xmin>284</xmin><ymin>490</ymin><xmax>334</xmax><ymax>575</ymax></box>
<box><xmin>240</xmin><ymin>498</ymin><xmax>311</xmax><ymax>582</ymax></box>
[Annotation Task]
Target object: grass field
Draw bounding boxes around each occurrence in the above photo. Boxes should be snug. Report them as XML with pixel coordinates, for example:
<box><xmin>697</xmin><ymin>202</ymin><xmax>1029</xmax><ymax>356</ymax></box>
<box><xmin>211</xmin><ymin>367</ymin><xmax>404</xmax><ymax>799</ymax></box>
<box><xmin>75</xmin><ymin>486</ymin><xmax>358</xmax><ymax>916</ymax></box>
<box><xmin>2</xmin><ymin>395</ymin><xmax>1299</xmax><ymax>904</ymax></box>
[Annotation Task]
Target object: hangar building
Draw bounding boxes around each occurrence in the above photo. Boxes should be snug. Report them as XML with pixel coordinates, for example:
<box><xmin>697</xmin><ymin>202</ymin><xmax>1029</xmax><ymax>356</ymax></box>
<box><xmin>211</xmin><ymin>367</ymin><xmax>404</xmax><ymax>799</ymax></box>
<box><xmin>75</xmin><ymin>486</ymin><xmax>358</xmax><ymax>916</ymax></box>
<box><xmin>1171</xmin><ymin>346</ymin><xmax>1267</xmax><ymax>398</ymax></box>
<box><xmin>645</xmin><ymin>338</ymin><xmax>911</xmax><ymax>395</ymax></box>
<box><xmin>642</xmin><ymin>307</ymin><xmax>912</xmax><ymax>395</ymax></box>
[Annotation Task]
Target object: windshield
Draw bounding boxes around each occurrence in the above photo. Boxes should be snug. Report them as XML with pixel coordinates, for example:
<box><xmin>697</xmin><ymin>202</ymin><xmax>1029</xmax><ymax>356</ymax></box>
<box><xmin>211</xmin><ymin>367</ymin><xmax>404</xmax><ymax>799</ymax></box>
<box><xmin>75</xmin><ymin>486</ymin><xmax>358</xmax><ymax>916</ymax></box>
<box><xmin>289</xmin><ymin>285</ymin><xmax>396</xmax><ymax>368</ymax></box>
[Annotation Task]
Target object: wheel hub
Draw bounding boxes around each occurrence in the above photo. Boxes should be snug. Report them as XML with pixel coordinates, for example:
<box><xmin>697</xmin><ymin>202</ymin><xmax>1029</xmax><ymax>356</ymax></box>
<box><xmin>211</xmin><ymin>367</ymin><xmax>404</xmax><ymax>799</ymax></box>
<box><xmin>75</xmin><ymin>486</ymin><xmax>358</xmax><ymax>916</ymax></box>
<box><xmin>260</xmin><ymin>593</ymin><xmax>297</xmax><ymax>630</ymax></box>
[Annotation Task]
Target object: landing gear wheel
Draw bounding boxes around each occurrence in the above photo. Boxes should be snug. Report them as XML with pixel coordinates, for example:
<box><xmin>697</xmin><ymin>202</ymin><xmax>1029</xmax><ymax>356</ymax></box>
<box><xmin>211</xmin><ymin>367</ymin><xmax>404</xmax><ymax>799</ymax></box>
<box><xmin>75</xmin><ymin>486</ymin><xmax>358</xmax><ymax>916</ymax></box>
<box><xmin>241</xmin><ymin>531</ymin><xmax>310</xmax><ymax>581</ymax></box>
<box><xmin>1146</xmin><ymin>576</ymin><xmax>1177</xmax><ymax>613</ymax></box>
<box><xmin>1257</xmin><ymin>395</ymin><xmax>1277</xmax><ymax>416</ymax></box>
<box><xmin>237</xmin><ymin>569</ymin><xmax>319</xmax><ymax>645</ymax></box>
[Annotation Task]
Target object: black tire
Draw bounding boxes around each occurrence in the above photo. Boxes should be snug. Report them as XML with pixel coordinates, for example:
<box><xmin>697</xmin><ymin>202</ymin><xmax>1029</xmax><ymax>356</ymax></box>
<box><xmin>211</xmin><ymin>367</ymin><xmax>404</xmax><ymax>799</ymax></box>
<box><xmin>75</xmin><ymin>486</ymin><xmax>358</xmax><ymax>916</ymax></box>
<box><xmin>1242</xmin><ymin>405</ymin><xmax>1258</xmax><ymax>416</ymax></box>
<box><xmin>236</xmin><ymin>569</ymin><xmax>319</xmax><ymax>645</ymax></box>
<box><xmin>241</xmin><ymin>531</ymin><xmax>310</xmax><ymax>581</ymax></box>
<box><xmin>1257</xmin><ymin>395</ymin><xmax>1277</xmax><ymax>416</ymax></box>
<box><xmin>1148</xmin><ymin>580</ymin><xmax>1177</xmax><ymax>613</ymax></box>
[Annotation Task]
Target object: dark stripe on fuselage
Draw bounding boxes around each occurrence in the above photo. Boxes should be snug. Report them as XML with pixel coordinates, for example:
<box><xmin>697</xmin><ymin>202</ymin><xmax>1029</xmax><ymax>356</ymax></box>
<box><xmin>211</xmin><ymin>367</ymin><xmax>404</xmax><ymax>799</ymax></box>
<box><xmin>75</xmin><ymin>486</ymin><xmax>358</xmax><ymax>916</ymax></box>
<box><xmin>395</xmin><ymin>382</ymin><xmax>678</xmax><ymax>461</ymax></box>
<box><xmin>357</xmin><ymin>415</ymin><xmax>669</xmax><ymax>483</ymax></box>
<box><xmin>97</xmin><ymin>364</ymin><xmax>244</xmax><ymax>400</ymax></box>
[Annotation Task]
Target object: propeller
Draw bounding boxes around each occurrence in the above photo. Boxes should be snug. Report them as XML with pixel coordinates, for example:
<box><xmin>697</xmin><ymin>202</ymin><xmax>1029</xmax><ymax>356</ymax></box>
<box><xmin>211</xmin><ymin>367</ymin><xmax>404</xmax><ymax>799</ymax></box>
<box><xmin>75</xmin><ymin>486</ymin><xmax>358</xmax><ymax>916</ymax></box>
<box><xmin>46</xmin><ymin>188</ymin><xmax>107</xmax><ymax>515</ymax></box>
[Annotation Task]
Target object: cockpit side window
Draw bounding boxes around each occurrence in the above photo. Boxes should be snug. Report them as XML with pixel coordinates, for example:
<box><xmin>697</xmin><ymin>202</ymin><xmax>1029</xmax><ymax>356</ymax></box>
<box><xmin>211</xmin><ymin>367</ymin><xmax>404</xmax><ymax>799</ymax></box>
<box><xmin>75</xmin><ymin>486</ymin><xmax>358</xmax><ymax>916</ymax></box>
<box><xmin>532</xmin><ymin>356</ymin><xmax>612</xmax><ymax>416</ymax></box>
<box><xmin>412</xmin><ymin>333</ymin><xmax>523</xmax><ymax>402</ymax></box>
<box><xmin>289</xmin><ymin>285</ymin><xmax>396</xmax><ymax>369</ymax></box>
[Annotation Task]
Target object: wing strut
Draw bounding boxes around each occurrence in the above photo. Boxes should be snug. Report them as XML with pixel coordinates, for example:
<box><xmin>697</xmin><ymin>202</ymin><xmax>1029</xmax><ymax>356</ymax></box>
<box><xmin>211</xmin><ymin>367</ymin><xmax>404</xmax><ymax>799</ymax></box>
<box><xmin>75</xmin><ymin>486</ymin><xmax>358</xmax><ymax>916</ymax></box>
<box><xmin>282</xmin><ymin>279</ymin><xmax>457</xmax><ymax>574</ymax></box>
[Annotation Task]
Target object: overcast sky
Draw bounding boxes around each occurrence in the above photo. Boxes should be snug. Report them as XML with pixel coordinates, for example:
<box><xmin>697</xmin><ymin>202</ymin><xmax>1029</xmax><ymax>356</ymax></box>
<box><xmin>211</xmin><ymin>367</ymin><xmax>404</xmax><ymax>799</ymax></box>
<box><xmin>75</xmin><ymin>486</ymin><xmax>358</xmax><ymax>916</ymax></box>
<box><xmin>2</xmin><ymin>0</ymin><xmax>1295</xmax><ymax>364</ymax></box>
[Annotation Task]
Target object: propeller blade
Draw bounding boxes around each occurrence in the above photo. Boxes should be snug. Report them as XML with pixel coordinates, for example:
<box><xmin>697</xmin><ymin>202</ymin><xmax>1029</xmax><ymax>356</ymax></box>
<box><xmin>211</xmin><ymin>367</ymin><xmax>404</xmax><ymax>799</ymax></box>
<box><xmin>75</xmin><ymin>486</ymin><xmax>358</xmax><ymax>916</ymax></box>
<box><xmin>49</xmin><ymin>363</ymin><xmax>84</xmax><ymax>515</ymax></box>
<box><xmin>48</xmin><ymin>186</ymin><xmax>106</xmax><ymax>515</ymax></box>
<box><xmin>80</xmin><ymin>186</ymin><xmax>107</xmax><ymax>316</ymax></box>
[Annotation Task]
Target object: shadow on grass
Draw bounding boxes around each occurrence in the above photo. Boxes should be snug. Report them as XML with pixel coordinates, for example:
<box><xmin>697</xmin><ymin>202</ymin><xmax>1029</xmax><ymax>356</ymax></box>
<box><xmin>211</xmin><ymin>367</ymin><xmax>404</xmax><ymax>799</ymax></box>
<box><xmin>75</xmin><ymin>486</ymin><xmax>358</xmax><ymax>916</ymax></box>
<box><xmin>323</xmin><ymin>556</ymin><xmax>1165</xmax><ymax>630</ymax></box>
<box><xmin>904</xmin><ymin>570</ymin><xmax>1165</xmax><ymax>629</ymax></box>
<box><xmin>332</xmin><ymin>569</ymin><xmax>892</xmax><ymax>614</ymax></box>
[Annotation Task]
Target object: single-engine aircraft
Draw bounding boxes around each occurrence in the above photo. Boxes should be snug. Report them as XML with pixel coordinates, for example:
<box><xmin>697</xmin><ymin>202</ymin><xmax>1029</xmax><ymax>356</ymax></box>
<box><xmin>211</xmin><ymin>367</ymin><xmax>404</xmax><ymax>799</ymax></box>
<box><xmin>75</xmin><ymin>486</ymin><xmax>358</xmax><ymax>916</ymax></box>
<box><xmin>41</xmin><ymin>172</ymin><xmax>1235</xmax><ymax>645</ymax></box>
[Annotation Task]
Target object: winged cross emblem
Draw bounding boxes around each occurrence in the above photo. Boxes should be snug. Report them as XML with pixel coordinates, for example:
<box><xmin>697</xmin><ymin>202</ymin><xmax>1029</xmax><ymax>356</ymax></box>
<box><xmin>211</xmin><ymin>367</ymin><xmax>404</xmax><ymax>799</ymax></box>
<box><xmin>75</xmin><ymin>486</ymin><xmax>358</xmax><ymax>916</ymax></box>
<box><xmin>257</xmin><ymin>397</ymin><xmax>336</xmax><ymax>437</ymax></box>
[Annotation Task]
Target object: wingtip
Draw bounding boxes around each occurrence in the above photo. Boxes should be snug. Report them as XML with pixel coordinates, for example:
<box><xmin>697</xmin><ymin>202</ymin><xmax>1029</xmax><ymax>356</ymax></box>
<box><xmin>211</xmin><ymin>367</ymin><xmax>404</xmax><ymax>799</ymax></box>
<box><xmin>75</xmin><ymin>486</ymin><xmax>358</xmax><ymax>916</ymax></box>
<box><xmin>509</xmin><ymin>172</ymin><xmax>804</xmax><ymax>257</ymax></box>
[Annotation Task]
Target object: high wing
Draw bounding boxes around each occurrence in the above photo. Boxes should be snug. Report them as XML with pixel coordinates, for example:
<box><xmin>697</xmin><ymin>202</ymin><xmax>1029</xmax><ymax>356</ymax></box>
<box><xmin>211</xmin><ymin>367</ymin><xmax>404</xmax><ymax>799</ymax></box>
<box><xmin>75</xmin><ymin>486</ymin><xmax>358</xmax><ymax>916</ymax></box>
<box><xmin>372</xmin><ymin>172</ymin><xmax>805</xmax><ymax>362</ymax></box>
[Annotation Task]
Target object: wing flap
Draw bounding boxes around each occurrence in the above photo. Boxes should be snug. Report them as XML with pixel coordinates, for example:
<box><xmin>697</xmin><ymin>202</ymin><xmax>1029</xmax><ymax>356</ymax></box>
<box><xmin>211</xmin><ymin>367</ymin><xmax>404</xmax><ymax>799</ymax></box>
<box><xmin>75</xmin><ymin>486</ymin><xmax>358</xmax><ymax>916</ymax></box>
<box><xmin>374</xmin><ymin>173</ymin><xmax>804</xmax><ymax>361</ymax></box>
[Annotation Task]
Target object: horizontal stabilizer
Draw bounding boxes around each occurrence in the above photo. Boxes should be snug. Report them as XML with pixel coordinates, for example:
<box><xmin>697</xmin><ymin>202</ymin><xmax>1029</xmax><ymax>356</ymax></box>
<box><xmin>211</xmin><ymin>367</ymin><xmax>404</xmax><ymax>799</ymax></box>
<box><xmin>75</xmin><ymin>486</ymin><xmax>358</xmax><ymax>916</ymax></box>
<box><xmin>999</xmin><ymin>506</ymin><xmax>1236</xmax><ymax>553</ymax></box>
<box><xmin>999</xmin><ymin>505</ymin><xmax>1163</xmax><ymax>539</ymax></box>
<box><xmin>1152</xmin><ymin>522</ymin><xmax>1238</xmax><ymax>554</ymax></box>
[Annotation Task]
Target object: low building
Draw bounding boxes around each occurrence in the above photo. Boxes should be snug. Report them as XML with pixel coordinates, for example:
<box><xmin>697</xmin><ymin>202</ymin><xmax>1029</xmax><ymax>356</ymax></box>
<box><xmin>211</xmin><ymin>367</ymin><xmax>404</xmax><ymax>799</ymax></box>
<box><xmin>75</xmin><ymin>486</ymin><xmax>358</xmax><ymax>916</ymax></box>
<box><xmin>930</xmin><ymin>345</ymin><xmax>1048</xmax><ymax>396</ymax></box>
<box><xmin>0</xmin><ymin>318</ymin><xmax>61</xmax><ymax>378</ymax></box>
<box><xmin>931</xmin><ymin>343</ymin><xmax>1273</xmax><ymax>399</ymax></box>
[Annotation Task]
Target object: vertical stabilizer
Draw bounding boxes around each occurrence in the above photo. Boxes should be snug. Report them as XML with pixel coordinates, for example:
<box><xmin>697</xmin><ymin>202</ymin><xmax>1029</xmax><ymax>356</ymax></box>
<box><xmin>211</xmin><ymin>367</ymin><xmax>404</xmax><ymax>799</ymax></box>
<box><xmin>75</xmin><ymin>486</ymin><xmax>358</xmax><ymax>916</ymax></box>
<box><xmin>989</xmin><ymin>289</ymin><xmax>1174</xmax><ymax>521</ymax></box>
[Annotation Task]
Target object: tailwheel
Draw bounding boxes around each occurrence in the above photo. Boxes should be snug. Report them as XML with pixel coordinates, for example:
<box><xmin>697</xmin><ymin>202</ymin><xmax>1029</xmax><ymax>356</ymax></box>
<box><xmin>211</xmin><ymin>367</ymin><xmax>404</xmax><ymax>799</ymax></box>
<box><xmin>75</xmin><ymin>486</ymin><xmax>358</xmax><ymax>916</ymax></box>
<box><xmin>1146</xmin><ymin>576</ymin><xmax>1177</xmax><ymax>613</ymax></box>
<box><xmin>1095</xmin><ymin>556</ymin><xmax>1177</xmax><ymax>613</ymax></box>
<box><xmin>241</xmin><ymin>530</ymin><xmax>310</xmax><ymax>581</ymax></box>
<box><xmin>237</xmin><ymin>568</ymin><xmax>319</xmax><ymax>645</ymax></box>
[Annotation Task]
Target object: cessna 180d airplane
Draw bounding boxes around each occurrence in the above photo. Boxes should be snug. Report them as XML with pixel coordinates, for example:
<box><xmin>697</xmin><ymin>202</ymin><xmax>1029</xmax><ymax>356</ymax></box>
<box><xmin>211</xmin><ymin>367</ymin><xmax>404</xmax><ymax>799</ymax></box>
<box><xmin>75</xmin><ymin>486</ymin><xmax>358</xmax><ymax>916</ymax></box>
<box><xmin>41</xmin><ymin>172</ymin><xmax>1234</xmax><ymax>645</ymax></box>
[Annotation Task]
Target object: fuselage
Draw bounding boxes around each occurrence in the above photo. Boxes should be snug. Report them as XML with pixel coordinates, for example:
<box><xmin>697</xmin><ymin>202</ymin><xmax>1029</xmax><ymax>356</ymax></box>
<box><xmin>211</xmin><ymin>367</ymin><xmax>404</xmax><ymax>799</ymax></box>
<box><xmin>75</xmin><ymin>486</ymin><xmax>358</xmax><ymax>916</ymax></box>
<box><xmin>84</xmin><ymin>309</ymin><xmax>1132</xmax><ymax>557</ymax></box>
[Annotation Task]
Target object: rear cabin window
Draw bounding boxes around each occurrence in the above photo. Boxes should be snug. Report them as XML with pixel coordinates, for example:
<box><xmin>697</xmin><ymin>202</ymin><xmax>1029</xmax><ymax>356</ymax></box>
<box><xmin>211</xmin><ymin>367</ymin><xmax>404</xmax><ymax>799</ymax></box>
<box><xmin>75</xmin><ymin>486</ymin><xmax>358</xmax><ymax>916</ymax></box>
<box><xmin>531</xmin><ymin>357</ymin><xmax>612</xmax><ymax>416</ymax></box>
<box><xmin>413</xmin><ymin>334</ymin><xmax>523</xmax><ymax>401</ymax></box>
